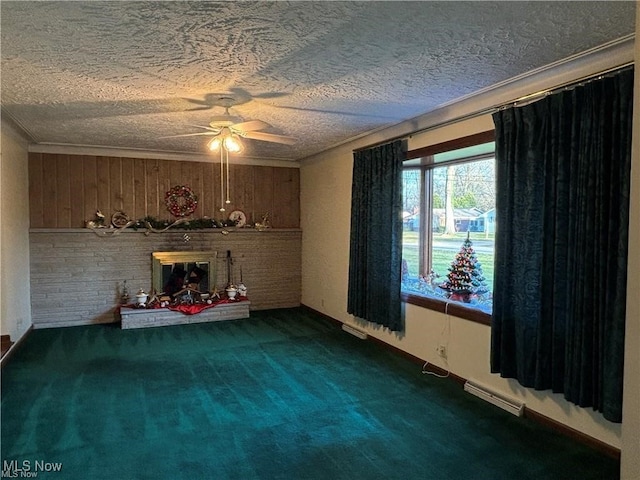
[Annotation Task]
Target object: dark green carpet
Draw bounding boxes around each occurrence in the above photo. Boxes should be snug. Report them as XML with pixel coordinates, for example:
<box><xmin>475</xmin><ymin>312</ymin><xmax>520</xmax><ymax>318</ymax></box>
<box><xmin>2</xmin><ymin>309</ymin><xmax>619</xmax><ymax>479</ymax></box>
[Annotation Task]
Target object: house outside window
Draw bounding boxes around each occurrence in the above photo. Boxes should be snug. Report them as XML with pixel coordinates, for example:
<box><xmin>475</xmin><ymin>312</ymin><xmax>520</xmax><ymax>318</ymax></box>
<box><xmin>401</xmin><ymin>131</ymin><xmax>496</xmax><ymax>319</ymax></box>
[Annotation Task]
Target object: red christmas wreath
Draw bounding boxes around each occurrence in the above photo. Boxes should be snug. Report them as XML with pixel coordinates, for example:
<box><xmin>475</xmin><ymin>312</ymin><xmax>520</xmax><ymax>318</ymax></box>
<box><xmin>165</xmin><ymin>185</ymin><xmax>198</xmax><ymax>217</ymax></box>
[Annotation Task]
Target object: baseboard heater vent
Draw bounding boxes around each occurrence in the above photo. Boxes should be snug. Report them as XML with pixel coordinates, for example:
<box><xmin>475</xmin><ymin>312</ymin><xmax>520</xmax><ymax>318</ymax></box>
<box><xmin>464</xmin><ymin>380</ymin><xmax>525</xmax><ymax>417</ymax></box>
<box><xmin>342</xmin><ymin>324</ymin><xmax>368</xmax><ymax>340</ymax></box>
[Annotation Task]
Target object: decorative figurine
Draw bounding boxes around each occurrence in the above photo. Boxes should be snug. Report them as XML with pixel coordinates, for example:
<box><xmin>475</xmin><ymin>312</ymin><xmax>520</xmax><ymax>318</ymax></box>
<box><xmin>237</xmin><ymin>266</ymin><xmax>247</xmax><ymax>297</ymax></box>
<box><xmin>211</xmin><ymin>286</ymin><xmax>221</xmax><ymax>300</ymax></box>
<box><xmin>255</xmin><ymin>212</ymin><xmax>271</xmax><ymax>231</ymax></box>
<box><xmin>226</xmin><ymin>285</ymin><xmax>238</xmax><ymax>300</ymax></box>
<box><xmin>135</xmin><ymin>289</ymin><xmax>148</xmax><ymax>307</ymax></box>
<box><xmin>120</xmin><ymin>280</ymin><xmax>130</xmax><ymax>304</ymax></box>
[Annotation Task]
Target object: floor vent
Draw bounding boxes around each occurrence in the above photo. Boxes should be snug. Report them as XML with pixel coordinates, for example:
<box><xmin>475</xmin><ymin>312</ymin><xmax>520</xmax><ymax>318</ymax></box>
<box><xmin>342</xmin><ymin>324</ymin><xmax>368</xmax><ymax>340</ymax></box>
<box><xmin>464</xmin><ymin>380</ymin><xmax>525</xmax><ymax>417</ymax></box>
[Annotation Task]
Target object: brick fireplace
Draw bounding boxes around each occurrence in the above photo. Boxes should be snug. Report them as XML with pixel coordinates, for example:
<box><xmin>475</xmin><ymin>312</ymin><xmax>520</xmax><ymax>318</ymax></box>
<box><xmin>30</xmin><ymin>228</ymin><xmax>301</xmax><ymax>328</ymax></box>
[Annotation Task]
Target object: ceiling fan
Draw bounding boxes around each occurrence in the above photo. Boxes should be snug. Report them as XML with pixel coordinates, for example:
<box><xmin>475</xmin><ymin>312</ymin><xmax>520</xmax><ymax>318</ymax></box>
<box><xmin>163</xmin><ymin>98</ymin><xmax>295</xmax><ymax>212</ymax></box>
<box><xmin>165</xmin><ymin>98</ymin><xmax>295</xmax><ymax>152</ymax></box>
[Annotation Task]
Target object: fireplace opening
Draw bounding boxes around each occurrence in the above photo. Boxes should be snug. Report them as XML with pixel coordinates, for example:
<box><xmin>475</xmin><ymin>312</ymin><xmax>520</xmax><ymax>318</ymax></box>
<box><xmin>162</xmin><ymin>262</ymin><xmax>210</xmax><ymax>295</ymax></box>
<box><xmin>152</xmin><ymin>251</ymin><xmax>218</xmax><ymax>295</ymax></box>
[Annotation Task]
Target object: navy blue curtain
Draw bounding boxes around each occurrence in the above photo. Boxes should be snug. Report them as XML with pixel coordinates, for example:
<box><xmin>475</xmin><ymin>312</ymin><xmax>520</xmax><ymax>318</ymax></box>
<box><xmin>348</xmin><ymin>140</ymin><xmax>404</xmax><ymax>331</ymax></box>
<box><xmin>491</xmin><ymin>68</ymin><xmax>633</xmax><ymax>422</ymax></box>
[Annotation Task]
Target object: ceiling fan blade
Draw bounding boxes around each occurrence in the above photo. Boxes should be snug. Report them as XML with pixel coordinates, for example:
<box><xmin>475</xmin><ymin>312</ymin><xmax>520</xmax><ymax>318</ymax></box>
<box><xmin>231</xmin><ymin>119</ymin><xmax>270</xmax><ymax>132</ymax></box>
<box><xmin>242</xmin><ymin>131</ymin><xmax>296</xmax><ymax>145</ymax></box>
<box><xmin>189</xmin><ymin>124</ymin><xmax>222</xmax><ymax>133</ymax></box>
<box><xmin>159</xmin><ymin>132</ymin><xmax>217</xmax><ymax>139</ymax></box>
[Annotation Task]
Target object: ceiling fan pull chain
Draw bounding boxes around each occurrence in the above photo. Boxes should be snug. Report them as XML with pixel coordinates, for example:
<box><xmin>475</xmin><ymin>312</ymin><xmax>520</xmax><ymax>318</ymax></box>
<box><xmin>219</xmin><ymin>149</ymin><xmax>225</xmax><ymax>212</ymax></box>
<box><xmin>226</xmin><ymin>150</ymin><xmax>231</xmax><ymax>206</ymax></box>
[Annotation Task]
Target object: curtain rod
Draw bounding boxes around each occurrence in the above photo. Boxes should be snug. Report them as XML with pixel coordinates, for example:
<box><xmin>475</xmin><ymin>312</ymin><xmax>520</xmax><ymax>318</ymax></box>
<box><xmin>354</xmin><ymin>62</ymin><xmax>634</xmax><ymax>153</ymax></box>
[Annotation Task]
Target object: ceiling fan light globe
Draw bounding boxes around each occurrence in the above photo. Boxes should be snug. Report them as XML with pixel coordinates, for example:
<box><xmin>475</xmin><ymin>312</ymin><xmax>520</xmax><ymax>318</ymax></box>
<box><xmin>208</xmin><ymin>137</ymin><xmax>222</xmax><ymax>151</ymax></box>
<box><xmin>224</xmin><ymin>135</ymin><xmax>243</xmax><ymax>153</ymax></box>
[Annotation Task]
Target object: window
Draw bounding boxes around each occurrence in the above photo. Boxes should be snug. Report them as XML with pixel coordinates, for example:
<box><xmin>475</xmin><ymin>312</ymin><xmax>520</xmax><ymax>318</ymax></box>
<box><xmin>401</xmin><ymin>131</ymin><xmax>495</xmax><ymax>321</ymax></box>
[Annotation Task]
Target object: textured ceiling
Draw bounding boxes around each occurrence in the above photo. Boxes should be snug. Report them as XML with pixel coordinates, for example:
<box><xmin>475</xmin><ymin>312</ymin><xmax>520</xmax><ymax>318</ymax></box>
<box><xmin>1</xmin><ymin>1</ymin><xmax>636</xmax><ymax>162</ymax></box>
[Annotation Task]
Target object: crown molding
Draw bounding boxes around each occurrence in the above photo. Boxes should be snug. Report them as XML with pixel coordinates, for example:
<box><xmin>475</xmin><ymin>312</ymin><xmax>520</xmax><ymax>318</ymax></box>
<box><xmin>429</xmin><ymin>34</ymin><xmax>635</xmax><ymax>116</ymax></box>
<box><xmin>27</xmin><ymin>143</ymin><xmax>300</xmax><ymax>168</ymax></box>
<box><xmin>301</xmin><ymin>34</ymin><xmax>635</xmax><ymax>161</ymax></box>
<box><xmin>1</xmin><ymin>111</ymin><xmax>33</xmax><ymax>147</ymax></box>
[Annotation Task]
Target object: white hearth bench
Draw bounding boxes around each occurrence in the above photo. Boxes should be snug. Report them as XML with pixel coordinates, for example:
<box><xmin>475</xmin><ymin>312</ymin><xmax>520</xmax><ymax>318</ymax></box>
<box><xmin>119</xmin><ymin>301</ymin><xmax>250</xmax><ymax>329</ymax></box>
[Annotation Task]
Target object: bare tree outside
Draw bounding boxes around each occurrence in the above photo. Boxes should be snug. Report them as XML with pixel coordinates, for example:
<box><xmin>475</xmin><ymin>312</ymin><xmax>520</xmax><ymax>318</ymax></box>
<box><xmin>444</xmin><ymin>165</ymin><xmax>457</xmax><ymax>235</ymax></box>
<box><xmin>453</xmin><ymin>160</ymin><xmax>495</xmax><ymax>211</ymax></box>
<box><xmin>402</xmin><ymin>169</ymin><xmax>421</xmax><ymax>213</ymax></box>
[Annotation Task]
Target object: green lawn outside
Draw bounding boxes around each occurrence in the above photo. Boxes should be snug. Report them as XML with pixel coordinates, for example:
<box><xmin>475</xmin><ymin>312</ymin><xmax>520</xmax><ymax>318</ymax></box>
<box><xmin>402</xmin><ymin>231</ymin><xmax>495</xmax><ymax>290</ymax></box>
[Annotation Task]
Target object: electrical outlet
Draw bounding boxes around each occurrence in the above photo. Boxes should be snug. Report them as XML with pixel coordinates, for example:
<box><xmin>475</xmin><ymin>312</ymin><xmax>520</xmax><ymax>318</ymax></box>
<box><xmin>437</xmin><ymin>345</ymin><xmax>447</xmax><ymax>358</ymax></box>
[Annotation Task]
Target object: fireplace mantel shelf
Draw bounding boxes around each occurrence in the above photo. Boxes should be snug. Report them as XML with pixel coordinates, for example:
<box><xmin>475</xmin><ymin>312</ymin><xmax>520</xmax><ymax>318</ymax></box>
<box><xmin>30</xmin><ymin>228</ymin><xmax>301</xmax><ymax>234</ymax></box>
<box><xmin>119</xmin><ymin>301</ymin><xmax>250</xmax><ymax>329</ymax></box>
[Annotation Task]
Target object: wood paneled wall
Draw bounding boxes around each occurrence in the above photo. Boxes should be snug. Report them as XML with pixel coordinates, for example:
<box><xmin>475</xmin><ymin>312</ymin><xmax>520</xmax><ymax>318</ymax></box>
<box><xmin>28</xmin><ymin>153</ymin><xmax>300</xmax><ymax>228</ymax></box>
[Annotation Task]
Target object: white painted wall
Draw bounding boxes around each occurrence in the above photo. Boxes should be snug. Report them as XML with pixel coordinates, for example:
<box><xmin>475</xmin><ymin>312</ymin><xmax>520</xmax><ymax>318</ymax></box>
<box><xmin>620</xmin><ymin>3</ymin><xmax>640</xmax><ymax>477</ymax></box>
<box><xmin>300</xmin><ymin>43</ymin><xmax>636</xmax><ymax>451</ymax></box>
<box><xmin>1</xmin><ymin>118</ymin><xmax>32</xmax><ymax>343</ymax></box>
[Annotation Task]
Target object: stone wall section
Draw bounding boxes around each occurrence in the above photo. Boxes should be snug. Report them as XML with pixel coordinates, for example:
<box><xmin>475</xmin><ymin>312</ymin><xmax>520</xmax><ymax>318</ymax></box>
<box><xmin>30</xmin><ymin>229</ymin><xmax>301</xmax><ymax>328</ymax></box>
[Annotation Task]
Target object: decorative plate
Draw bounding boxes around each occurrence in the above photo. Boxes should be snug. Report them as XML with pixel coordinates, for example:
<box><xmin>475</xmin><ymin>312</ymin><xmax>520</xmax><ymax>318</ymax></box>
<box><xmin>111</xmin><ymin>211</ymin><xmax>130</xmax><ymax>228</ymax></box>
<box><xmin>229</xmin><ymin>210</ymin><xmax>247</xmax><ymax>227</ymax></box>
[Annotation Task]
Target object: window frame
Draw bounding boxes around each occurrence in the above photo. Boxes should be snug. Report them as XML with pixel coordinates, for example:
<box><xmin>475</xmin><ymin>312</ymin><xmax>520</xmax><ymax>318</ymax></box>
<box><xmin>402</xmin><ymin>130</ymin><xmax>495</xmax><ymax>326</ymax></box>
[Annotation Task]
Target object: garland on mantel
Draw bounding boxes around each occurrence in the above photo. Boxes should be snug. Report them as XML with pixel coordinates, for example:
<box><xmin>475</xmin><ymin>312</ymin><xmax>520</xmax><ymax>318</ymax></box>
<box><xmin>85</xmin><ymin>212</ymin><xmax>271</xmax><ymax>237</ymax></box>
<box><xmin>85</xmin><ymin>186</ymin><xmax>272</xmax><ymax>236</ymax></box>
